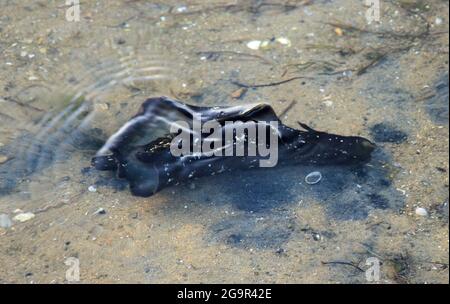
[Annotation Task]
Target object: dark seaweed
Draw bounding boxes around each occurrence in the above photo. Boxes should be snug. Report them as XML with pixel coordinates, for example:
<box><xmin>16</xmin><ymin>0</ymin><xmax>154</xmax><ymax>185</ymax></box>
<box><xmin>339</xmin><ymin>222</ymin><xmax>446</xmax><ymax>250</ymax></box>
<box><xmin>92</xmin><ymin>96</ymin><xmax>376</xmax><ymax>197</ymax></box>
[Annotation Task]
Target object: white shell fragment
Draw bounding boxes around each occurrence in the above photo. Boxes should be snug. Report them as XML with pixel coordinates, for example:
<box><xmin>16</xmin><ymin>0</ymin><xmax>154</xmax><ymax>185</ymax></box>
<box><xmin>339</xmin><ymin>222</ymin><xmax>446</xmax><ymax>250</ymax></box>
<box><xmin>276</xmin><ymin>37</ymin><xmax>291</xmax><ymax>47</ymax></box>
<box><xmin>13</xmin><ymin>212</ymin><xmax>35</xmax><ymax>223</ymax></box>
<box><xmin>247</xmin><ymin>38</ymin><xmax>291</xmax><ymax>50</ymax></box>
<box><xmin>246</xmin><ymin>40</ymin><xmax>262</xmax><ymax>50</ymax></box>
<box><xmin>305</xmin><ymin>171</ymin><xmax>322</xmax><ymax>185</ymax></box>
<box><xmin>415</xmin><ymin>207</ymin><xmax>428</xmax><ymax>217</ymax></box>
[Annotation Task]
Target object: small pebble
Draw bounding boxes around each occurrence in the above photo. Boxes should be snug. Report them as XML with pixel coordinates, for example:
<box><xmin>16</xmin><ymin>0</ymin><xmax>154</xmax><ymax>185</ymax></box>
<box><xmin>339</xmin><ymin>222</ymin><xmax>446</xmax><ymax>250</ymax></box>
<box><xmin>231</xmin><ymin>87</ymin><xmax>247</xmax><ymax>99</ymax></box>
<box><xmin>93</xmin><ymin>208</ymin><xmax>106</xmax><ymax>215</ymax></box>
<box><xmin>275</xmin><ymin>248</ymin><xmax>285</xmax><ymax>255</ymax></box>
<box><xmin>276</xmin><ymin>37</ymin><xmax>291</xmax><ymax>47</ymax></box>
<box><xmin>94</xmin><ymin>103</ymin><xmax>109</xmax><ymax>111</ymax></box>
<box><xmin>343</xmin><ymin>70</ymin><xmax>353</xmax><ymax>78</ymax></box>
<box><xmin>415</xmin><ymin>207</ymin><xmax>428</xmax><ymax>217</ymax></box>
<box><xmin>322</xmin><ymin>100</ymin><xmax>333</xmax><ymax>107</ymax></box>
<box><xmin>313</xmin><ymin>233</ymin><xmax>321</xmax><ymax>241</ymax></box>
<box><xmin>246</xmin><ymin>40</ymin><xmax>262</xmax><ymax>50</ymax></box>
<box><xmin>305</xmin><ymin>171</ymin><xmax>322</xmax><ymax>185</ymax></box>
<box><xmin>0</xmin><ymin>155</ymin><xmax>8</xmax><ymax>164</ymax></box>
<box><xmin>0</xmin><ymin>214</ymin><xmax>12</xmax><ymax>228</ymax></box>
<box><xmin>176</xmin><ymin>6</ymin><xmax>187</xmax><ymax>13</ymax></box>
<box><xmin>88</xmin><ymin>185</ymin><xmax>97</xmax><ymax>193</ymax></box>
<box><xmin>13</xmin><ymin>212</ymin><xmax>35</xmax><ymax>223</ymax></box>
<box><xmin>334</xmin><ymin>27</ymin><xmax>344</xmax><ymax>36</ymax></box>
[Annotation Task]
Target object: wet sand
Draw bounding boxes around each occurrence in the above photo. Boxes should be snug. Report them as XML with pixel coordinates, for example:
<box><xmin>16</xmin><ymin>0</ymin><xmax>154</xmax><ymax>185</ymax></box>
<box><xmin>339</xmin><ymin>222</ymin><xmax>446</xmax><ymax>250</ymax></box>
<box><xmin>0</xmin><ymin>0</ymin><xmax>448</xmax><ymax>283</ymax></box>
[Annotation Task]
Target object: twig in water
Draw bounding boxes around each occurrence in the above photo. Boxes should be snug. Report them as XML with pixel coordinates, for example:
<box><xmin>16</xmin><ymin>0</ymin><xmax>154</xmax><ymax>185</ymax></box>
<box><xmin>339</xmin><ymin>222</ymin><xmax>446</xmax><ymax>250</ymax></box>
<box><xmin>356</xmin><ymin>52</ymin><xmax>387</xmax><ymax>76</ymax></box>
<box><xmin>33</xmin><ymin>193</ymin><xmax>84</xmax><ymax>214</ymax></box>
<box><xmin>2</xmin><ymin>97</ymin><xmax>44</xmax><ymax>112</ymax></box>
<box><xmin>232</xmin><ymin>76</ymin><xmax>312</xmax><ymax>89</ymax></box>
<box><xmin>279</xmin><ymin>100</ymin><xmax>298</xmax><ymax>117</ymax></box>
<box><xmin>107</xmin><ymin>14</ymin><xmax>139</xmax><ymax>28</ymax></box>
<box><xmin>196</xmin><ymin>51</ymin><xmax>274</xmax><ymax>65</ymax></box>
<box><xmin>321</xmin><ymin>260</ymin><xmax>365</xmax><ymax>272</ymax></box>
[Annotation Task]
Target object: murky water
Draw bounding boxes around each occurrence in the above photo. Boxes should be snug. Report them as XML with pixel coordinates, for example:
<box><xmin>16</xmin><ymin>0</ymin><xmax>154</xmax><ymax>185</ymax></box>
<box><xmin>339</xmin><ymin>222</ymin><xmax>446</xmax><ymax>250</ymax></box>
<box><xmin>0</xmin><ymin>0</ymin><xmax>448</xmax><ymax>283</ymax></box>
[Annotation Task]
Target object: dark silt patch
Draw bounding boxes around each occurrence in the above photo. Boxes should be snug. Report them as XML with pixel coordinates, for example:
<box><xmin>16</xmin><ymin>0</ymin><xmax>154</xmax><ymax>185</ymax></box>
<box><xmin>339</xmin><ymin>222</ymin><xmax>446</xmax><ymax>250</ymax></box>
<box><xmin>369</xmin><ymin>123</ymin><xmax>408</xmax><ymax>144</ymax></box>
<box><xmin>435</xmin><ymin>199</ymin><xmax>449</xmax><ymax>222</ymax></box>
<box><xmin>81</xmin><ymin>166</ymin><xmax>129</xmax><ymax>192</ymax></box>
<box><xmin>0</xmin><ymin>132</ymin><xmax>43</xmax><ymax>196</ymax></box>
<box><xmin>425</xmin><ymin>73</ymin><xmax>449</xmax><ymax>125</ymax></box>
<box><xmin>307</xmin><ymin>149</ymin><xmax>403</xmax><ymax>221</ymax></box>
<box><xmin>155</xmin><ymin>148</ymin><xmax>403</xmax><ymax>248</ymax></box>
<box><xmin>209</xmin><ymin>213</ymin><xmax>296</xmax><ymax>249</ymax></box>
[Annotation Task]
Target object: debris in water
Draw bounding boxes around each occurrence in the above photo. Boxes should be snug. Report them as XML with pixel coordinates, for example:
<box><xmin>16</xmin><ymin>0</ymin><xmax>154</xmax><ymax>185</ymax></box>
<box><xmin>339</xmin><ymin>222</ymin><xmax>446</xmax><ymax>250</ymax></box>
<box><xmin>232</xmin><ymin>76</ymin><xmax>312</xmax><ymax>89</ymax></box>
<box><xmin>88</xmin><ymin>185</ymin><xmax>97</xmax><ymax>193</ymax></box>
<box><xmin>305</xmin><ymin>171</ymin><xmax>322</xmax><ymax>185</ymax></box>
<box><xmin>91</xmin><ymin>97</ymin><xmax>375</xmax><ymax>197</ymax></box>
<box><xmin>13</xmin><ymin>212</ymin><xmax>35</xmax><ymax>223</ymax></box>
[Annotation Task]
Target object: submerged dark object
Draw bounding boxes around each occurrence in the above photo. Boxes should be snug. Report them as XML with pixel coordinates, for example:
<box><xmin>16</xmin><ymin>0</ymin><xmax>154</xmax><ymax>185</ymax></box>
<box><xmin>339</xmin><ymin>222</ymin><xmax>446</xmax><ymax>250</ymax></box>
<box><xmin>92</xmin><ymin>97</ymin><xmax>375</xmax><ymax>197</ymax></box>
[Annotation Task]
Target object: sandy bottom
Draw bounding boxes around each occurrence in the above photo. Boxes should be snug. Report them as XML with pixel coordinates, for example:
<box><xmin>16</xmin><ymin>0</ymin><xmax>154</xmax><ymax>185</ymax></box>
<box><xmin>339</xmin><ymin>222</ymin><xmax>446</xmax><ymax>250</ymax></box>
<box><xmin>0</xmin><ymin>0</ymin><xmax>448</xmax><ymax>283</ymax></box>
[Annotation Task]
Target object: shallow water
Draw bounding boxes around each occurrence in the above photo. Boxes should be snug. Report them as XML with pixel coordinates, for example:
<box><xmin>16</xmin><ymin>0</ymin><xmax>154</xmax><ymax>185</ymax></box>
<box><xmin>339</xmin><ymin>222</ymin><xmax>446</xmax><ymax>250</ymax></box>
<box><xmin>0</xmin><ymin>0</ymin><xmax>448</xmax><ymax>283</ymax></box>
